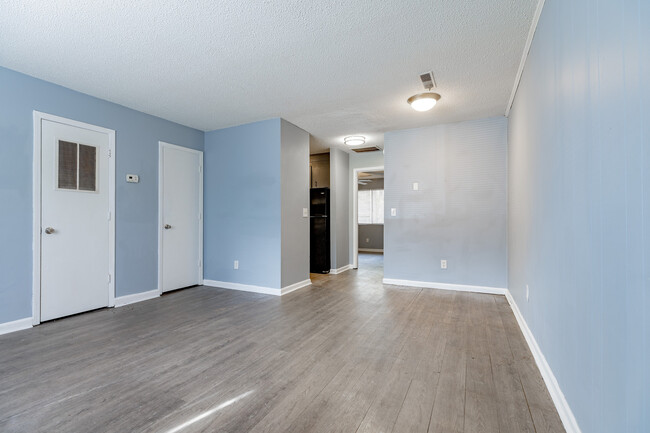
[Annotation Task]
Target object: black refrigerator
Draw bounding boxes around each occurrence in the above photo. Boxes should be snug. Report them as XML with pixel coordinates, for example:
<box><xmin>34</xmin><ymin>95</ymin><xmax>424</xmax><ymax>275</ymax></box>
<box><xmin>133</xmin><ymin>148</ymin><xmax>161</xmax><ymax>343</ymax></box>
<box><xmin>310</xmin><ymin>188</ymin><xmax>330</xmax><ymax>273</ymax></box>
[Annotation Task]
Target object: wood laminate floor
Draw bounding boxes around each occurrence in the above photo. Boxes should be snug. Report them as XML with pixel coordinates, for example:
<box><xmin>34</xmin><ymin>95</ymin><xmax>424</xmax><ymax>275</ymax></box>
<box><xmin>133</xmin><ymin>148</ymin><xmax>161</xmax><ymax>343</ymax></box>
<box><xmin>0</xmin><ymin>253</ymin><xmax>564</xmax><ymax>432</ymax></box>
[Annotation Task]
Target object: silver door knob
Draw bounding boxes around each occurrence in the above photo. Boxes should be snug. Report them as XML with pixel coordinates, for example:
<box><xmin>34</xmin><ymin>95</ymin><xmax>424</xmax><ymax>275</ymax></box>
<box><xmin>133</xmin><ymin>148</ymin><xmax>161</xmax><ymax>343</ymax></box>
<box><xmin>44</xmin><ymin>227</ymin><xmax>55</xmax><ymax>234</ymax></box>
<box><xmin>164</xmin><ymin>224</ymin><xmax>172</xmax><ymax>229</ymax></box>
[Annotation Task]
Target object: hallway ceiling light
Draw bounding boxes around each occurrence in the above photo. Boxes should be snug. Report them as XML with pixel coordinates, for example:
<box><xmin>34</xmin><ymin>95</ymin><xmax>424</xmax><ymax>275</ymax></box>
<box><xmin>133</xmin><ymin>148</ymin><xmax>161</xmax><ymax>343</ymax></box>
<box><xmin>344</xmin><ymin>136</ymin><xmax>365</xmax><ymax>146</ymax></box>
<box><xmin>407</xmin><ymin>92</ymin><xmax>441</xmax><ymax>111</ymax></box>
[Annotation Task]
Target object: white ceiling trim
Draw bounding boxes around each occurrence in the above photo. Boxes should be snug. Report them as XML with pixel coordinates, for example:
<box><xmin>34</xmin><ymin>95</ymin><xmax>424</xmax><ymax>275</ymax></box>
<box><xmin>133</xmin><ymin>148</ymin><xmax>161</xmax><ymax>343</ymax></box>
<box><xmin>505</xmin><ymin>0</ymin><xmax>547</xmax><ymax>117</ymax></box>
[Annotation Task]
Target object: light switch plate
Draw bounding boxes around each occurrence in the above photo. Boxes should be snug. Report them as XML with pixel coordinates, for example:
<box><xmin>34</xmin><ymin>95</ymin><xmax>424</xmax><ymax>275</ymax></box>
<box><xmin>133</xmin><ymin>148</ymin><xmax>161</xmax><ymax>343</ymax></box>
<box><xmin>234</xmin><ymin>260</ymin><xmax>239</xmax><ymax>270</ymax></box>
<box><xmin>303</xmin><ymin>208</ymin><xmax>309</xmax><ymax>217</ymax></box>
<box><xmin>413</xmin><ymin>182</ymin><xmax>419</xmax><ymax>191</ymax></box>
<box><xmin>390</xmin><ymin>208</ymin><xmax>397</xmax><ymax>217</ymax></box>
<box><xmin>126</xmin><ymin>174</ymin><xmax>139</xmax><ymax>183</ymax></box>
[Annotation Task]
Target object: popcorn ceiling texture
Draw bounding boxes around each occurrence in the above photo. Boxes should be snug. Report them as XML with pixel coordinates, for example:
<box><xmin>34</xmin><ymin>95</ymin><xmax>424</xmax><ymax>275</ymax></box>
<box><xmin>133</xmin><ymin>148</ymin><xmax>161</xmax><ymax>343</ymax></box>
<box><xmin>0</xmin><ymin>0</ymin><xmax>536</xmax><ymax>152</ymax></box>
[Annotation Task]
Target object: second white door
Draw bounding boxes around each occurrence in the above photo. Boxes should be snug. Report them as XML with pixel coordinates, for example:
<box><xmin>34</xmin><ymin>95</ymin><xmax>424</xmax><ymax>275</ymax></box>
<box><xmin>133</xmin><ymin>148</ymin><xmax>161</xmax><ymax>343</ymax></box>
<box><xmin>159</xmin><ymin>142</ymin><xmax>203</xmax><ymax>293</ymax></box>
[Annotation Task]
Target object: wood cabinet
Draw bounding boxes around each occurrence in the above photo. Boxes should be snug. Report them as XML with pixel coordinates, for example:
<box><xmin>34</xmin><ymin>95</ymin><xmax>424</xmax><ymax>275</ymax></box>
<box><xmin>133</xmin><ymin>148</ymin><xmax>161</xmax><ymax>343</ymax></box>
<box><xmin>310</xmin><ymin>153</ymin><xmax>330</xmax><ymax>188</ymax></box>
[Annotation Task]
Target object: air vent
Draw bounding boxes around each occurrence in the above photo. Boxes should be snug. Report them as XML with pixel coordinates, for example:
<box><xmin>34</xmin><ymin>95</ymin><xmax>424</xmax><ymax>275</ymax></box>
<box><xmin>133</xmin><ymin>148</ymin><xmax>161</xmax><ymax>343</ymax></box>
<box><xmin>420</xmin><ymin>71</ymin><xmax>436</xmax><ymax>90</ymax></box>
<box><xmin>351</xmin><ymin>146</ymin><xmax>382</xmax><ymax>153</ymax></box>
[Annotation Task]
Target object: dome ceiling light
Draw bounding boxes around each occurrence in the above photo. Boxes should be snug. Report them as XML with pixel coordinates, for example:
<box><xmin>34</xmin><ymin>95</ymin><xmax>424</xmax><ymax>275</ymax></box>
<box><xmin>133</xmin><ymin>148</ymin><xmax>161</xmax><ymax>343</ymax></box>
<box><xmin>344</xmin><ymin>136</ymin><xmax>365</xmax><ymax>146</ymax></box>
<box><xmin>408</xmin><ymin>71</ymin><xmax>441</xmax><ymax>112</ymax></box>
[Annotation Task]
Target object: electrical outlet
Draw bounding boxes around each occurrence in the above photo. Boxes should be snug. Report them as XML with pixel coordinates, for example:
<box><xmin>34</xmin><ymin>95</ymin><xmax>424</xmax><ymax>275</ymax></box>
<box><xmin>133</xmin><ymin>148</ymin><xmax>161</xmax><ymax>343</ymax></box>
<box><xmin>234</xmin><ymin>260</ymin><xmax>239</xmax><ymax>270</ymax></box>
<box><xmin>441</xmin><ymin>260</ymin><xmax>447</xmax><ymax>269</ymax></box>
<box><xmin>526</xmin><ymin>284</ymin><xmax>529</xmax><ymax>302</ymax></box>
<box><xmin>365</xmin><ymin>238</ymin><xmax>370</xmax><ymax>243</ymax></box>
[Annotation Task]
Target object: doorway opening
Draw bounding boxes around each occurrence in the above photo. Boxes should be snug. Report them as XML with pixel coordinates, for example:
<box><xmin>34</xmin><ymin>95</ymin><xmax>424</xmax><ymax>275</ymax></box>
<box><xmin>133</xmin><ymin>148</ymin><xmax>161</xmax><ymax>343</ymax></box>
<box><xmin>352</xmin><ymin>166</ymin><xmax>384</xmax><ymax>272</ymax></box>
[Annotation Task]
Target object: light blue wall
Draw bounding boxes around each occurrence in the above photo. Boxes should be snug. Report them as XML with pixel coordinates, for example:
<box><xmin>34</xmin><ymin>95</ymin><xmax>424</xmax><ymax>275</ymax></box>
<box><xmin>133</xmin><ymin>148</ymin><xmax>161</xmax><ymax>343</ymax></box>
<box><xmin>508</xmin><ymin>1</ymin><xmax>649</xmax><ymax>431</ymax></box>
<box><xmin>280</xmin><ymin>120</ymin><xmax>310</xmax><ymax>287</ymax></box>
<box><xmin>384</xmin><ymin>117</ymin><xmax>507</xmax><ymax>288</ymax></box>
<box><xmin>0</xmin><ymin>66</ymin><xmax>203</xmax><ymax>323</ymax></box>
<box><xmin>203</xmin><ymin>119</ymin><xmax>282</xmax><ymax>288</ymax></box>
<box><xmin>330</xmin><ymin>148</ymin><xmax>350</xmax><ymax>269</ymax></box>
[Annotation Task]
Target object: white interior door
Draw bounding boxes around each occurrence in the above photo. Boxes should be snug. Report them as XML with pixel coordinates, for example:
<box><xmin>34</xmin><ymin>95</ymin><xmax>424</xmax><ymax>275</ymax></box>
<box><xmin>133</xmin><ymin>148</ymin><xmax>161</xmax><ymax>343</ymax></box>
<box><xmin>160</xmin><ymin>142</ymin><xmax>202</xmax><ymax>293</ymax></box>
<box><xmin>40</xmin><ymin>119</ymin><xmax>111</xmax><ymax>321</ymax></box>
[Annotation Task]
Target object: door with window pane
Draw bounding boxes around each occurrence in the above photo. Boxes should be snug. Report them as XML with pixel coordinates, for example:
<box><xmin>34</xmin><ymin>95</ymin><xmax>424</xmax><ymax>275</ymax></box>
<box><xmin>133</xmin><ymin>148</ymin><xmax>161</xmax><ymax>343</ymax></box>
<box><xmin>40</xmin><ymin>119</ymin><xmax>110</xmax><ymax>321</ymax></box>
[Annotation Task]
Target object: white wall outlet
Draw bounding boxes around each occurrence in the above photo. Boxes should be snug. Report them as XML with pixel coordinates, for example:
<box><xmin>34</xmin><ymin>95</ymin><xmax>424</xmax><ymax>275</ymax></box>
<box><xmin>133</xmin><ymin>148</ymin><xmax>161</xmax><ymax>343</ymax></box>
<box><xmin>390</xmin><ymin>208</ymin><xmax>397</xmax><ymax>217</ymax></box>
<box><xmin>441</xmin><ymin>259</ymin><xmax>447</xmax><ymax>269</ymax></box>
<box><xmin>413</xmin><ymin>182</ymin><xmax>419</xmax><ymax>191</ymax></box>
<box><xmin>526</xmin><ymin>284</ymin><xmax>529</xmax><ymax>302</ymax></box>
<box><xmin>234</xmin><ymin>260</ymin><xmax>239</xmax><ymax>270</ymax></box>
<box><xmin>365</xmin><ymin>238</ymin><xmax>370</xmax><ymax>243</ymax></box>
<box><xmin>126</xmin><ymin>174</ymin><xmax>139</xmax><ymax>183</ymax></box>
<box><xmin>302</xmin><ymin>208</ymin><xmax>309</xmax><ymax>217</ymax></box>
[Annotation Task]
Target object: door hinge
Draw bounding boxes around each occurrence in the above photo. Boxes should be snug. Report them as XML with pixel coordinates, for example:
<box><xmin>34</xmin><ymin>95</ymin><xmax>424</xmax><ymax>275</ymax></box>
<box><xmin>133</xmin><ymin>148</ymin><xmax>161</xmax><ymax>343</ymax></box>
<box><xmin>108</xmin><ymin>148</ymin><xmax>112</xmax><ymax>158</ymax></box>
<box><xmin>199</xmin><ymin>164</ymin><xmax>202</xmax><ymax>173</ymax></box>
<box><xmin>108</xmin><ymin>211</ymin><xmax>112</xmax><ymax>221</ymax></box>
<box><xmin>108</xmin><ymin>273</ymin><xmax>112</xmax><ymax>283</ymax></box>
<box><xmin>199</xmin><ymin>259</ymin><xmax>202</xmax><ymax>268</ymax></box>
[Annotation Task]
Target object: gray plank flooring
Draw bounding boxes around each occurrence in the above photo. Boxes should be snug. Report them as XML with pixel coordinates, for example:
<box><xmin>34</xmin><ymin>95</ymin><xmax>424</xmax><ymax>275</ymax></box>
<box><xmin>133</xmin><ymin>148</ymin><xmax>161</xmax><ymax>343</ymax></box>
<box><xmin>0</xmin><ymin>253</ymin><xmax>564</xmax><ymax>432</ymax></box>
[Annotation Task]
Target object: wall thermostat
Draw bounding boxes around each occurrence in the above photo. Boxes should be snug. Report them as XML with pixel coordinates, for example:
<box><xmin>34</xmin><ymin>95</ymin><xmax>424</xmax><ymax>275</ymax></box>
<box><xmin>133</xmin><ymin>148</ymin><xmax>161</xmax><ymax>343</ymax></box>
<box><xmin>126</xmin><ymin>174</ymin><xmax>139</xmax><ymax>183</ymax></box>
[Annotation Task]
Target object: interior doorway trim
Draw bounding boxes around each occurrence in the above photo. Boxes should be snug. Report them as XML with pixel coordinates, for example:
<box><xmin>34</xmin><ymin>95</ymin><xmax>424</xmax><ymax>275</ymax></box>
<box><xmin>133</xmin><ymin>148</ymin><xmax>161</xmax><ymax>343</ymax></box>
<box><xmin>157</xmin><ymin>141</ymin><xmax>204</xmax><ymax>295</ymax></box>
<box><xmin>352</xmin><ymin>165</ymin><xmax>384</xmax><ymax>269</ymax></box>
<box><xmin>32</xmin><ymin>111</ymin><xmax>116</xmax><ymax>325</ymax></box>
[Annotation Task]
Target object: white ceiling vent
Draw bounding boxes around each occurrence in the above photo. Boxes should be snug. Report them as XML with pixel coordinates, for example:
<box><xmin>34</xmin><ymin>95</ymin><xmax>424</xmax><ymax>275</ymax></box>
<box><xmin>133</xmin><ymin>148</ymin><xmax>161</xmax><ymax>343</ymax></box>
<box><xmin>419</xmin><ymin>71</ymin><xmax>437</xmax><ymax>90</ymax></box>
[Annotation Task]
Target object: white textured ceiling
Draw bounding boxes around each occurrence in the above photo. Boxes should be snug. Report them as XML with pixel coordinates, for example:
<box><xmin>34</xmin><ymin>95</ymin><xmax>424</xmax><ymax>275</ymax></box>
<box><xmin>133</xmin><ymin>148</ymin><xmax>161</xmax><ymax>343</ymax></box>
<box><xmin>0</xmin><ymin>0</ymin><xmax>537</xmax><ymax>153</ymax></box>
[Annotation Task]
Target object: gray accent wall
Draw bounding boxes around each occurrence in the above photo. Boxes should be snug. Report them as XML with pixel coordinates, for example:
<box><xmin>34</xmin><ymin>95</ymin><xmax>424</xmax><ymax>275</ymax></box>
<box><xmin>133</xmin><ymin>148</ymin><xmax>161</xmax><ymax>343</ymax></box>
<box><xmin>507</xmin><ymin>1</ymin><xmax>649</xmax><ymax>431</ymax></box>
<box><xmin>329</xmin><ymin>148</ymin><xmax>350</xmax><ymax>270</ymax></box>
<box><xmin>0</xmin><ymin>66</ymin><xmax>204</xmax><ymax>324</ymax></box>
<box><xmin>384</xmin><ymin>117</ymin><xmax>507</xmax><ymax>288</ymax></box>
<box><xmin>280</xmin><ymin>120</ymin><xmax>310</xmax><ymax>287</ymax></box>
<box><xmin>358</xmin><ymin>225</ymin><xmax>383</xmax><ymax>250</ymax></box>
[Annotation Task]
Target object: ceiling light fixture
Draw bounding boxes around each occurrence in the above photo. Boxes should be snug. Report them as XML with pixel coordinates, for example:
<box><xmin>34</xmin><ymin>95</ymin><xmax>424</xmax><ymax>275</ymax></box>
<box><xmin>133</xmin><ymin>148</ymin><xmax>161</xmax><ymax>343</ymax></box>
<box><xmin>408</xmin><ymin>71</ymin><xmax>441</xmax><ymax>111</ymax></box>
<box><xmin>407</xmin><ymin>92</ymin><xmax>441</xmax><ymax>111</ymax></box>
<box><xmin>344</xmin><ymin>136</ymin><xmax>365</xmax><ymax>146</ymax></box>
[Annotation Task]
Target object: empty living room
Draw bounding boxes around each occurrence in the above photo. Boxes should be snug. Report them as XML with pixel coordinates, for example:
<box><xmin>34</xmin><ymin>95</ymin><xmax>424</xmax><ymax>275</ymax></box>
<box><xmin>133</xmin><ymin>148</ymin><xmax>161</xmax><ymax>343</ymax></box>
<box><xmin>0</xmin><ymin>1</ymin><xmax>648</xmax><ymax>432</ymax></box>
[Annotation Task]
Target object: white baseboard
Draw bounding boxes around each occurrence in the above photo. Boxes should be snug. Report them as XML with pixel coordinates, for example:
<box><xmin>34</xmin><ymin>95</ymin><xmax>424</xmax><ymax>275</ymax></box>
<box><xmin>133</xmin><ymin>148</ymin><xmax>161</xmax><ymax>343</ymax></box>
<box><xmin>382</xmin><ymin>278</ymin><xmax>507</xmax><ymax>295</ymax></box>
<box><xmin>0</xmin><ymin>317</ymin><xmax>32</xmax><ymax>336</ymax></box>
<box><xmin>114</xmin><ymin>289</ymin><xmax>160</xmax><ymax>307</ymax></box>
<box><xmin>203</xmin><ymin>279</ymin><xmax>282</xmax><ymax>296</ymax></box>
<box><xmin>281</xmin><ymin>279</ymin><xmax>312</xmax><ymax>295</ymax></box>
<box><xmin>505</xmin><ymin>290</ymin><xmax>581</xmax><ymax>433</ymax></box>
<box><xmin>358</xmin><ymin>248</ymin><xmax>383</xmax><ymax>253</ymax></box>
<box><xmin>203</xmin><ymin>278</ymin><xmax>313</xmax><ymax>296</ymax></box>
<box><xmin>330</xmin><ymin>264</ymin><xmax>352</xmax><ymax>275</ymax></box>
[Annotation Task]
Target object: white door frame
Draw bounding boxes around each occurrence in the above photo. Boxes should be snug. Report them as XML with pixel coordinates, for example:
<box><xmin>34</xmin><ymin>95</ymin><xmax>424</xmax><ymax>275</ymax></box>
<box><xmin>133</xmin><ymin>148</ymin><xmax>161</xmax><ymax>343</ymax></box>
<box><xmin>32</xmin><ymin>111</ymin><xmax>116</xmax><ymax>325</ymax></box>
<box><xmin>352</xmin><ymin>165</ymin><xmax>384</xmax><ymax>269</ymax></box>
<box><xmin>158</xmin><ymin>141</ymin><xmax>204</xmax><ymax>294</ymax></box>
